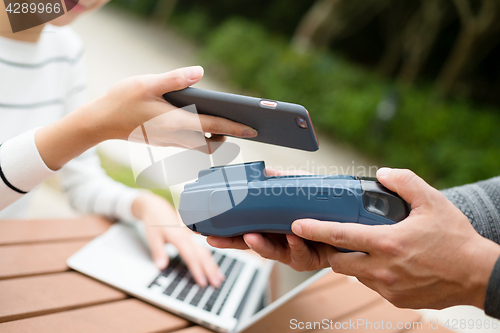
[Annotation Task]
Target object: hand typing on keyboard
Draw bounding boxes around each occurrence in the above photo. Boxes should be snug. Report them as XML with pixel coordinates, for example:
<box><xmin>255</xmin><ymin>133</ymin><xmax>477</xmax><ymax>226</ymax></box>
<box><xmin>149</xmin><ymin>252</ymin><xmax>244</xmax><ymax>315</ymax></box>
<box><xmin>132</xmin><ymin>192</ymin><xmax>225</xmax><ymax>288</ymax></box>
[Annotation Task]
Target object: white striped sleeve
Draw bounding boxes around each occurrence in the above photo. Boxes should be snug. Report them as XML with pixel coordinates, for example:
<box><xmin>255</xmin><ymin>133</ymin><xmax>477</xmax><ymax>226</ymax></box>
<box><xmin>58</xmin><ymin>148</ymin><xmax>142</xmax><ymax>223</ymax></box>
<box><xmin>0</xmin><ymin>129</ymin><xmax>55</xmax><ymax>210</ymax></box>
<box><xmin>57</xmin><ymin>49</ymin><xmax>142</xmax><ymax>223</ymax></box>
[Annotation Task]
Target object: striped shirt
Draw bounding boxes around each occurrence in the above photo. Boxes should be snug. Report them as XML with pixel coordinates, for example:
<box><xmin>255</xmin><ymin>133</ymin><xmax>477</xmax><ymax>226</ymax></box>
<box><xmin>0</xmin><ymin>24</ymin><xmax>139</xmax><ymax>221</ymax></box>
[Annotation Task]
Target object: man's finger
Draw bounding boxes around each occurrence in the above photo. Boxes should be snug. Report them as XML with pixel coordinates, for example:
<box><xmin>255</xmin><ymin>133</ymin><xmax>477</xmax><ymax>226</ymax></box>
<box><xmin>326</xmin><ymin>250</ymin><xmax>371</xmax><ymax>278</ymax></box>
<box><xmin>292</xmin><ymin>219</ymin><xmax>384</xmax><ymax>253</ymax></box>
<box><xmin>286</xmin><ymin>234</ymin><xmax>329</xmax><ymax>270</ymax></box>
<box><xmin>265</xmin><ymin>167</ymin><xmax>285</xmax><ymax>177</ymax></box>
<box><xmin>207</xmin><ymin>236</ymin><xmax>249</xmax><ymax>250</ymax></box>
<box><xmin>376</xmin><ymin>168</ymin><xmax>438</xmax><ymax>208</ymax></box>
<box><xmin>243</xmin><ymin>233</ymin><xmax>289</xmax><ymax>262</ymax></box>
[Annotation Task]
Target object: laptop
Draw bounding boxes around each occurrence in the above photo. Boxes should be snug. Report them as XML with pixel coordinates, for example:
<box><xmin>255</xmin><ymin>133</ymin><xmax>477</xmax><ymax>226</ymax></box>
<box><xmin>68</xmin><ymin>223</ymin><xmax>330</xmax><ymax>333</ymax></box>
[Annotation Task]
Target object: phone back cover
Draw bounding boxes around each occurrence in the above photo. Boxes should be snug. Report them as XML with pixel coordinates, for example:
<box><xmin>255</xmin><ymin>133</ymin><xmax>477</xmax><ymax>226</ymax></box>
<box><xmin>163</xmin><ymin>87</ymin><xmax>319</xmax><ymax>151</ymax></box>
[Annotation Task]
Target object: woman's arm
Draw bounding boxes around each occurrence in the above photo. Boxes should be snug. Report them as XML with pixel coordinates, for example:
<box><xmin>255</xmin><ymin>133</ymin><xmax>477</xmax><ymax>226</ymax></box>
<box><xmin>58</xmin><ymin>150</ymin><xmax>224</xmax><ymax>287</ymax></box>
<box><xmin>0</xmin><ymin>66</ymin><xmax>257</xmax><ymax>210</ymax></box>
<box><xmin>36</xmin><ymin>66</ymin><xmax>256</xmax><ymax>171</ymax></box>
<box><xmin>58</xmin><ymin>148</ymin><xmax>141</xmax><ymax>222</ymax></box>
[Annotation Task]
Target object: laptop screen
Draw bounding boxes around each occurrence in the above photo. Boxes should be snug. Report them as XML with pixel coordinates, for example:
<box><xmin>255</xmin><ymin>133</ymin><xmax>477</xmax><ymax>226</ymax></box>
<box><xmin>267</xmin><ymin>264</ymin><xmax>319</xmax><ymax>303</ymax></box>
<box><xmin>236</xmin><ymin>263</ymin><xmax>329</xmax><ymax>333</ymax></box>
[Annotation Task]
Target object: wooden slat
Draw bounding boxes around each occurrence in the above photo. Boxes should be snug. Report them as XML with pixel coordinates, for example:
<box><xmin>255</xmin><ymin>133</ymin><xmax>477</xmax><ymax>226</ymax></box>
<box><xmin>172</xmin><ymin>326</ymin><xmax>214</xmax><ymax>333</ymax></box>
<box><xmin>0</xmin><ymin>240</ymin><xmax>88</xmax><ymax>279</ymax></box>
<box><xmin>0</xmin><ymin>216</ymin><xmax>112</xmax><ymax>245</ymax></box>
<box><xmin>299</xmin><ymin>271</ymin><xmax>348</xmax><ymax>296</ymax></box>
<box><xmin>0</xmin><ymin>299</ymin><xmax>189</xmax><ymax>333</ymax></box>
<box><xmin>309</xmin><ymin>300</ymin><xmax>421</xmax><ymax>333</ymax></box>
<box><xmin>242</xmin><ymin>279</ymin><xmax>380</xmax><ymax>333</ymax></box>
<box><xmin>0</xmin><ymin>272</ymin><xmax>126</xmax><ymax>323</ymax></box>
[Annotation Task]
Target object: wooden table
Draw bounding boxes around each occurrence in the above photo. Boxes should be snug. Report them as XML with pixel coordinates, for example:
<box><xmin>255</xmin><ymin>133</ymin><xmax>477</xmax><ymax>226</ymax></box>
<box><xmin>0</xmin><ymin>216</ymin><xmax>454</xmax><ymax>333</ymax></box>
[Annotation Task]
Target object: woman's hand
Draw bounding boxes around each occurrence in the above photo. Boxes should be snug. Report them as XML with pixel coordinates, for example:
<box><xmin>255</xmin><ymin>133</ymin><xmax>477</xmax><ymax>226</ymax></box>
<box><xmin>133</xmin><ymin>192</ymin><xmax>225</xmax><ymax>288</ymax></box>
<box><xmin>97</xmin><ymin>66</ymin><xmax>257</xmax><ymax>147</ymax></box>
<box><xmin>36</xmin><ymin>66</ymin><xmax>257</xmax><ymax>170</ymax></box>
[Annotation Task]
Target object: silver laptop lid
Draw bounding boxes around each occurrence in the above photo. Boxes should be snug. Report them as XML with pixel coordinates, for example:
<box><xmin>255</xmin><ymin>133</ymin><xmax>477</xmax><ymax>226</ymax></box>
<box><xmin>235</xmin><ymin>268</ymin><xmax>330</xmax><ymax>333</ymax></box>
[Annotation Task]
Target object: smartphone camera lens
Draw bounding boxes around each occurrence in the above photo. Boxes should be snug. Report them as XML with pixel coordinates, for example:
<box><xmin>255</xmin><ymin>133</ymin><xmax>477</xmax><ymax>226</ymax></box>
<box><xmin>296</xmin><ymin>117</ymin><xmax>308</xmax><ymax>129</ymax></box>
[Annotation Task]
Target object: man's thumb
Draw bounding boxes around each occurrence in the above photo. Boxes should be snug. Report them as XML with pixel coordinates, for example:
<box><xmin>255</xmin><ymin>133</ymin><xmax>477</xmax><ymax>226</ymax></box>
<box><xmin>376</xmin><ymin>167</ymin><xmax>436</xmax><ymax>208</ymax></box>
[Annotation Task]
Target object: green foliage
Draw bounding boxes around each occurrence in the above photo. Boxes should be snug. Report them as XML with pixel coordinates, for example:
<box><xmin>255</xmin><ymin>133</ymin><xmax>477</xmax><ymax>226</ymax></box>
<box><xmin>200</xmin><ymin>19</ymin><xmax>500</xmax><ymax>188</ymax></box>
<box><xmin>98</xmin><ymin>152</ymin><xmax>174</xmax><ymax>205</ymax></box>
<box><xmin>99</xmin><ymin>0</ymin><xmax>500</xmax><ymax>188</ymax></box>
<box><xmin>172</xmin><ymin>0</ymin><xmax>315</xmax><ymax>37</ymax></box>
<box><xmin>168</xmin><ymin>7</ymin><xmax>212</xmax><ymax>42</ymax></box>
<box><xmin>108</xmin><ymin>0</ymin><xmax>158</xmax><ymax>17</ymax></box>
<box><xmin>111</xmin><ymin>0</ymin><xmax>500</xmax><ymax>105</ymax></box>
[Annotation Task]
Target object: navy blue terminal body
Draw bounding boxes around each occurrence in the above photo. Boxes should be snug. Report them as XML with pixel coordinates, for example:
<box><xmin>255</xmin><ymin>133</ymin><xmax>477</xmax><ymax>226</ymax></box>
<box><xmin>178</xmin><ymin>161</ymin><xmax>410</xmax><ymax>237</ymax></box>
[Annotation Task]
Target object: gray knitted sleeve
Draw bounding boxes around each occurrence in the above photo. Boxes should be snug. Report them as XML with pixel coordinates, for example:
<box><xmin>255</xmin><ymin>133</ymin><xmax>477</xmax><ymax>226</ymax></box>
<box><xmin>440</xmin><ymin>176</ymin><xmax>500</xmax><ymax>319</ymax></box>
<box><xmin>441</xmin><ymin>176</ymin><xmax>500</xmax><ymax>245</ymax></box>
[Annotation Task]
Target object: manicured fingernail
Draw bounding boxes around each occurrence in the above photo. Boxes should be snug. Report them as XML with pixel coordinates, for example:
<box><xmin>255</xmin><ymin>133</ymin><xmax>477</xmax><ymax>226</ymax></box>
<box><xmin>218</xmin><ymin>271</ymin><xmax>226</xmax><ymax>280</ymax></box>
<box><xmin>292</xmin><ymin>222</ymin><xmax>302</xmax><ymax>235</ymax></box>
<box><xmin>377</xmin><ymin>167</ymin><xmax>392</xmax><ymax>178</ymax></box>
<box><xmin>187</xmin><ymin>66</ymin><xmax>204</xmax><ymax>80</ymax></box>
<box><xmin>242</xmin><ymin>127</ymin><xmax>258</xmax><ymax>138</ymax></box>
<box><xmin>199</xmin><ymin>277</ymin><xmax>208</xmax><ymax>287</ymax></box>
<box><xmin>155</xmin><ymin>257</ymin><xmax>167</xmax><ymax>270</ymax></box>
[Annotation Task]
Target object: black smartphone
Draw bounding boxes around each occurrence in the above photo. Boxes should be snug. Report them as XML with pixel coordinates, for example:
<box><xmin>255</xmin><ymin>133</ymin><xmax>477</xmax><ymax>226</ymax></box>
<box><xmin>163</xmin><ymin>87</ymin><xmax>319</xmax><ymax>151</ymax></box>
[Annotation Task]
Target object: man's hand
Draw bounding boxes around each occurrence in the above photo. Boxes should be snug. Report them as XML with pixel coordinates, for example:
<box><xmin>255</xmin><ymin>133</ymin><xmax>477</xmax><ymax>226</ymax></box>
<box><xmin>133</xmin><ymin>193</ymin><xmax>225</xmax><ymax>288</ymax></box>
<box><xmin>208</xmin><ymin>232</ymin><xmax>332</xmax><ymax>272</ymax></box>
<box><xmin>207</xmin><ymin>167</ymin><xmax>331</xmax><ymax>271</ymax></box>
<box><xmin>291</xmin><ymin>168</ymin><xmax>500</xmax><ymax>309</ymax></box>
<box><xmin>210</xmin><ymin>167</ymin><xmax>500</xmax><ymax>310</ymax></box>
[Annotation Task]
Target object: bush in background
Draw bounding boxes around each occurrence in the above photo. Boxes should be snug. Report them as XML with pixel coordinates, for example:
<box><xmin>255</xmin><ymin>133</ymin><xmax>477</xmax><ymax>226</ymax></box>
<box><xmin>99</xmin><ymin>153</ymin><xmax>174</xmax><ymax>205</ymax></box>
<box><xmin>201</xmin><ymin>19</ymin><xmax>500</xmax><ymax>188</ymax></box>
<box><xmin>105</xmin><ymin>2</ymin><xmax>500</xmax><ymax>189</ymax></box>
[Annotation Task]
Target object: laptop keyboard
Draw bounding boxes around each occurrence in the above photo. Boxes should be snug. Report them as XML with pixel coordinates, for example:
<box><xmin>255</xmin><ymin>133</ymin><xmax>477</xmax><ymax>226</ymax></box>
<box><xmin>148</xmin><ymin>252</ymin><xmax>244</xmax><ymax>315</ymax></box>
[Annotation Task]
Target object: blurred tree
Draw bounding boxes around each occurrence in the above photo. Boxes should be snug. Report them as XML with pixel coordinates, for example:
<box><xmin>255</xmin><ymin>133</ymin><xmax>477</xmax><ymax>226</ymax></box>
<box><xmin>377</xmin><ymin>0</ymin><xmax>420</xmax><ymax>76</ymax></box>
<box><xmin>291</xmin><ymin>0</ymin><xmax>391</xmax><ymax>53</ymax></box>
<box><xmin>398</xmin><ymin>0</ymin><xmax>451</xmax><ymax>83</ymax></box>
<box><xmin>151</xmin><ymin>0</ymin><xmax>178</xmax><ymax>22</ymax></box>
<box><xmin>437</xmin><ymin>0</ymin><xmax>500</xmax><ymax>95</ymax></box>
<box><xmin>290</xmin><ymin>0</ymin><xmax>500</xmax><ymax>100</ymax></box>
<box><xmin>112</xmin><ymin>0</ymin><xmax>500</xmax><ymax>105</ymax></box>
